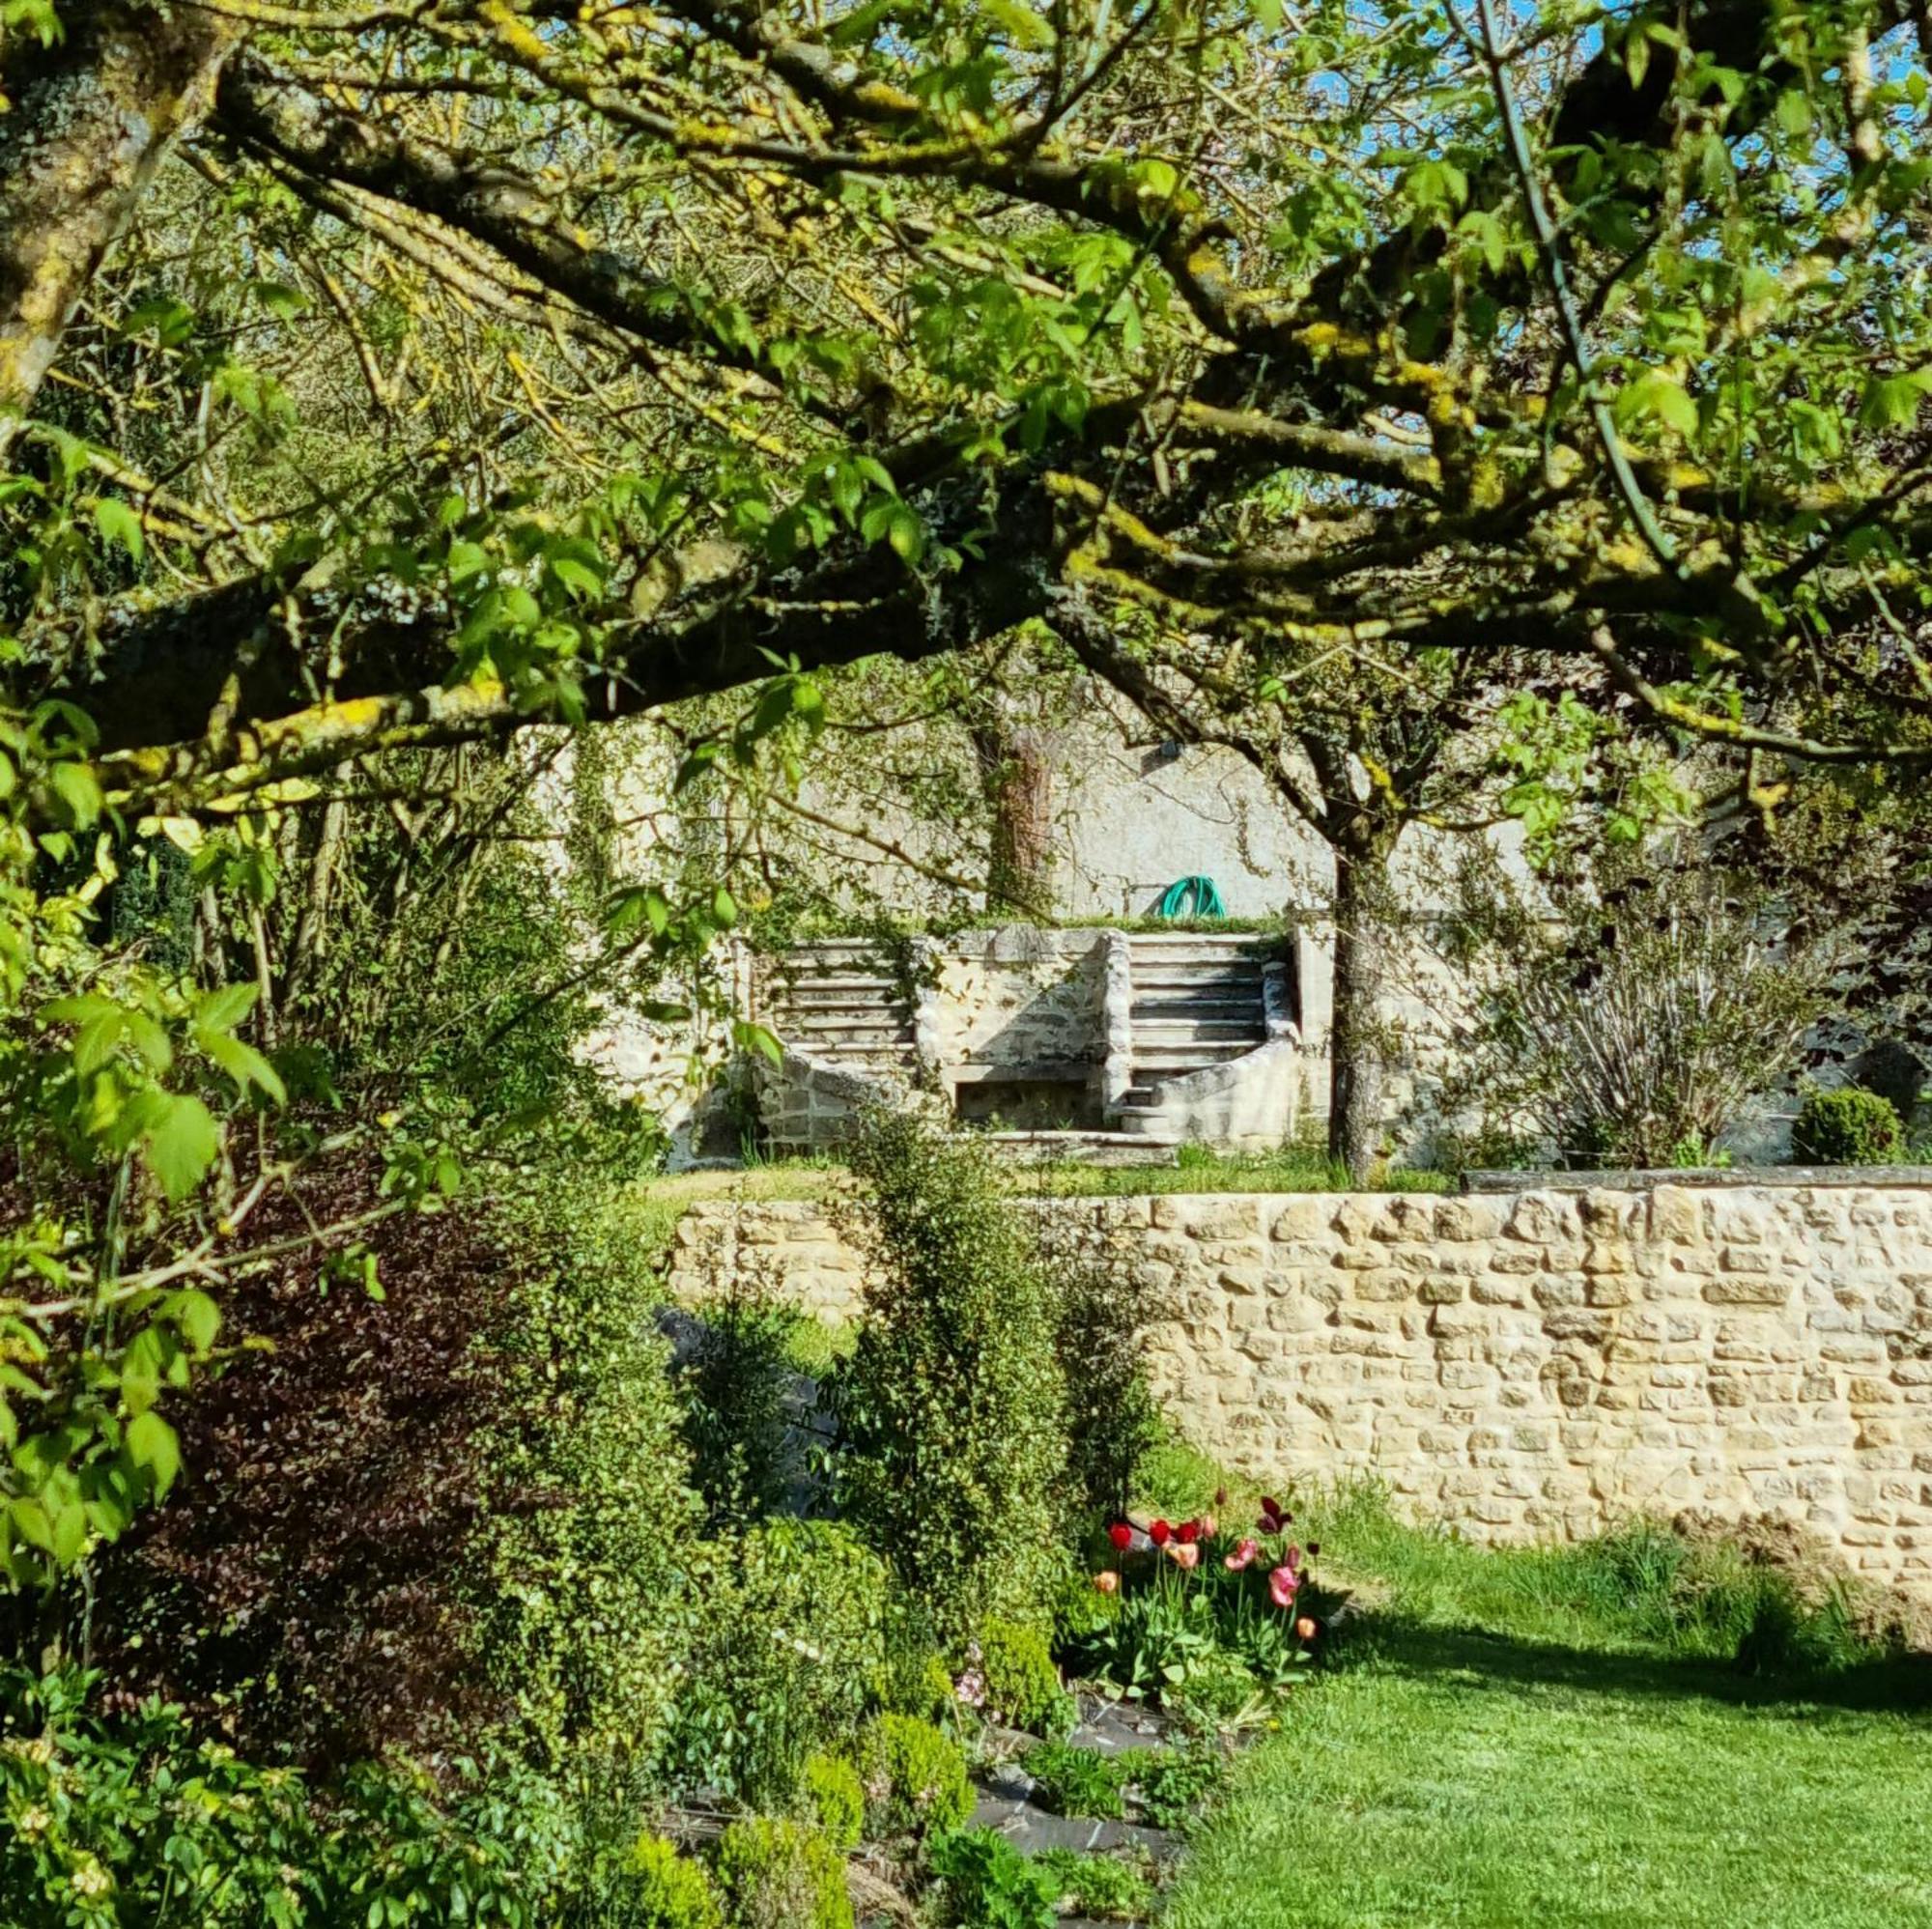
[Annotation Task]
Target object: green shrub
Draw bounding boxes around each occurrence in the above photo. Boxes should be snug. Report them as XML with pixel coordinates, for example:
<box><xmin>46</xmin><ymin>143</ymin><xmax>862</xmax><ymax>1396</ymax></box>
<box><xmin>600</xmin><ymin>1834</ymin><xmax>725</xmax><ymax>1928</ymax></box>
<box><xmin>1032</xmin><ymin>1847</ymin><xmax>1154</xmax><ymax>1920</ymax></box>
<box><xmin>927</xmin><ymin>1830</ymin><xmax>1060</xmax><ymax>1929</ymax></box>
<box><xmin>802</xmin><ymin>1751</ymin><xmax>866</xmax><ymax>1852</ymax></box>
<box><xmin>473</xmin><ymin>1176</ymin><xmax>699</xmax><ymax>1768</ymax></box>
<box><xmin>1051</xmin><ymin>1244</ymin><xmax>1165</xmax><ymax>1519</ymax></box>
<box><xmin>1020</xmin><ymin>1741</ymin><xmax>1124</xmax><ymax>1820</ymax></box>
<box><xmin>713</xmin><ymin>1817</ymin><xmax>852</xmax><ymax>1929</ymax></box>
<box><xmin>1131</xmin><ymin>1745</ymin><xmax>1228</xmax><ymax>1830</ymax></box>
<box><xmin>857</xmin><ymin>1713</ymin><xmax>974</xmax><ymax>1840</ymax></box>
<box><xmin>0</xmin><ymin>1667</ymin><xmax>583</xmax><ymax>1929</ymax></box>
<box><xmin>1792</xmin><ymin>1086</ymin><xmax>1906</xmax><ymax>1165</ymax></box>
<box><xmin>975</xmin><ymin>1620</ymin><xmax>1071</xmax><ymax>1736</ymax></box>
<box><xmin>837</xmin><ymin>1114</ymin><xmax>1070</xmax><ymax>1631</ymax></box>
<box><xmin>663</xmin><ymin>1519</ymin><xmax>895</xmax><ymax>1804</ymax></box>
<box><xmin>678</xmin><ymin>1268</ymin><xmax>805</xmax><ymax>1527</ymax></box>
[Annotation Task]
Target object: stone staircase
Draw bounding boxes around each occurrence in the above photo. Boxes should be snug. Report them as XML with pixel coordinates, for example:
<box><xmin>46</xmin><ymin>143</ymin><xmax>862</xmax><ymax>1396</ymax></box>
<box><xmin>1119</xmin><ymin>931</ymin><xmax>1278</xmax><ymax>1105</ymax></box>
<box><xmin>761</xmin><ymin>939</ymin><xmax>918</xmax><ymax>1080</ymax></box>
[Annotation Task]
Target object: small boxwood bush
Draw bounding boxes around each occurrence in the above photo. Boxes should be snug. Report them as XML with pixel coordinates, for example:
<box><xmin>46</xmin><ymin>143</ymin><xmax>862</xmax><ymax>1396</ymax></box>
<box><xmin>1033</xmin><ymin>1847</ymin><xmax>1154</xmax><ymax>1921</ymax></box>
<box><xmin>713</xmin><ymin>1817</ymin><xmax>851</xmax><ymax>1929</ymax></box>
<box><xmin>1020</xmin><ymin>1741</ymin><xmax>1124</xmax><ymax>1820</ymax></box>
<box><xmin>606</xmin><ymin>1834</ymin><xmax>725</xmax><ymax>1929</ymax></box>
<box><xmin>976</xmin><ymin>1620</ymin><xmax>1072</xmax><ymax>1736</ymax></box>
<box><xmin>927</xmin><ymin>1830</ymin><xmax>1059</xmax><ymax>1929</ymax></box>
<box><xmin>802</xmin><ymin>1751</ymin><xmax>865</xmax><ymax>1852</ymax></box>
<box><xmin>858</xmin><ymin>1713</ymin><xmax>974</xmax><ymax>1840</ymax></box>
<box><xmin>838</xmin><ymin>1116</ymin><xmax>1070</xmax><ymax>1632</ymax></box>
<box><xmin>1792</xmin><ymin>1086</ymin><xmax>1906</xmax><ymax>1165</ymax></box>
<box><xmin>1131</xmin><ymin>1744</ymin><xmax>1228</xmax><ymax>1830</ymax></box>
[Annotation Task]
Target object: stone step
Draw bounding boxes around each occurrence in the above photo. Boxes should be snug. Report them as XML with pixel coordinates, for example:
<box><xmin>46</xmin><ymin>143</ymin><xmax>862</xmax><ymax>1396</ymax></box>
<box><xmin>1132</xmin><ymin>1041</ymin><xmax>1260</xmax><ymax>1075</ymax></box>
<box><xmin>1132</xmin><ymin>1017</ymin><xmax>1265</xmax><ymax>1043</ymax></box>
<box><xmin>1130</xmin><ymin>963</ymin><xmax>1267</xmax><ymax>987</ymax></box>
<box><xmin>1125</xmin><ymin>938</ymin><xmax>1279</xmax><ymax>958</ymax></box>
<box><xmin>782</xmin><ymin>941</ymin><xmax>898</xmax><ymax>964</ymax></box>
<box><xmin>1131</xmin><ymin>997</ymin><xmax>1262</xmax><ymax>1020</ymax></box>
<box><xmin>774</xmin><ymin>1008</ymin><xmax>913</xmax><ymax>1032</ymax></box>
<box><xmin>767</xmin><ymin>974</ymin><xmax>902</xmax><ymax>998</ymax></box>
<box><xmin>768</xmin><ymin>1012</ymin><xmax>911</xmax><ymax>1035</ymax></box>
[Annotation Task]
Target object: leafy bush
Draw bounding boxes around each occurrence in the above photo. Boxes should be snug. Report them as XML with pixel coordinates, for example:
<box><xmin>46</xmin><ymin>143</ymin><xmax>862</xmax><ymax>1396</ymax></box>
<box><xmin>1020</xmin><ymin>1742</ymin><xmax>1124</xmax><ymax>1820</ymax></box>
<box><xmin>1791</xmin><ymin>1086</ymin><xmax>1906</xmax><ymax>1166</ymax></box>
<box><xmin>974</xmin><ymin>1620</ymin><xmax>1071</xmax><ymax>1736</ymax></box>
<box><xmin>663</xmin><ymin>1520</ymin><xmax>895</xmax><ymax>1804</ymax></box>
<box><xmin>928</xmin><ymin>1829</ymin><xmax>1060</xmax><ymax>1928</ymax></box>
<box><xmin>1434</xmin><ymin>850</ymin><xmax>1837</xmax><ymax>1168</ymax></box>
<box><xmin>677</xmin><ymin>1268</ymin><xmax>805</xmax><ymax>1527</ymax></box>
<box><xmin>857</xmin><ymin>1713</ymin><xmax>974</xmax><ymax>1841</ymax></box>
<box><xmin>1049</xmin><ymin>1242</ymin><xmax>1165</xmax><ymax>1521</ymax></box>
<box><xmin>1130</xmin><ymin>1745</ymin><xmax>1228</xmax><ymax>1830</ymax></box>
<box><xmin>1031</xmin><ymin>1848</ymin><xmax>1154</xmax><ymax>1921</ymax></box>
<box><xmin>837</xmin><ymin>1114</ymin><xmax>1069</xmax><ymax>1632</ymax></box>
<box><xmin>712</xmin><ymin>1817</ymin><xmax>852</xmax><ymax>1929</ymax></box>
<box><xmin>801</xmin><ymin>1751</ymin><xmax>866</xmax><ymax>1853</ymax></box>
<box><xmin>471</xmin><ymin>1177</ymin><xmax>699</xmax><ymax>1768</ymax></box>
<box><xmin>596</xmin><ymin>1835</ymin><xmax>724</xmax><ymax>1929</ymax></box>
<box><xmin>0</xmin><ymin>1666</ymin><xmax>582</xmax><ymax>1928</ymax></box>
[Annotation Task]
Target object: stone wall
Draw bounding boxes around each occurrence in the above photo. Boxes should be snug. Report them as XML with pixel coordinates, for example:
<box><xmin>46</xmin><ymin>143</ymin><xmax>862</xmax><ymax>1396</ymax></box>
<box><xmin>662</xmin><ymin>1181</ymin><xmax>1932</xmax><ymax>1598</ymax></box>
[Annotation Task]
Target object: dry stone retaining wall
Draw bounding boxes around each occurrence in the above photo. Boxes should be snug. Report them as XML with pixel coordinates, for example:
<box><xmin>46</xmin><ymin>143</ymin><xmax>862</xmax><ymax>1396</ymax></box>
<box><xmin>663</xmin><ymin>1183</ymin><xmax>1932</xmax><ymax>1597</ymax></box>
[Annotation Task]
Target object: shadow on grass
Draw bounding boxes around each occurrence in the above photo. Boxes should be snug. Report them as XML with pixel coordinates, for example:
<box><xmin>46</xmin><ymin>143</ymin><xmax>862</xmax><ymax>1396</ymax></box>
<box><xmin>1329</xmin><ymin>1611</ymin><xmax>1932</xmax><ymax>1719</ymax></box>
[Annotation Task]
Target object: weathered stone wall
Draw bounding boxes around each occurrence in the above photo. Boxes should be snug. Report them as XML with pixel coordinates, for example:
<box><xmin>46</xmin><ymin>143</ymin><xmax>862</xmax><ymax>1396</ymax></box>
<box><xmin>933</xmin><ymin>929</ymin><xmax>1108</xmax><ymax>1074</ymax></box>
<box><xmin>663</xmin><ymin>1182</ymin><xmax>1932</xmax><ymax>1597</ymax></box>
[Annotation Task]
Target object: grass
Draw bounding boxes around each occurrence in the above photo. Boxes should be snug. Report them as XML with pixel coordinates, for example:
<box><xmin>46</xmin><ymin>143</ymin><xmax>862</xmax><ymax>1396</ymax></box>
<box><xmin>1024</xmin><ymin>1145</ymin><xmax>1452</xmax><ymax>1198</ymax></box>
<box><xmin>1156</xmin><ymin>1486</ymin><xmax>1932</xmax><ymax>1929</ymax></box>
<box><xmin>638</xmin><ymin>1145</ymin><xmax>1452</xmax><ymax>1207</ymax></box>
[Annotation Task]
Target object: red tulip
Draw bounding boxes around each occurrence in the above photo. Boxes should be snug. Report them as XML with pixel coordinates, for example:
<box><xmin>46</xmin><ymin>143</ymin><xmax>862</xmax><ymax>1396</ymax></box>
<box><xmin>1177</xmin><ymin>1519</ymin><xmax>1201</xmax><ymax>1545</ymax></box>
<box><xmin>1150</xmin><ymin>1518</ymin><xmax>1173</xmax><ymax>1546</ymax></box>
<box><xmin>1108</xmin><ymin>1522</ymin><xmax>1133</xmax><ymax>1550</ymax></box>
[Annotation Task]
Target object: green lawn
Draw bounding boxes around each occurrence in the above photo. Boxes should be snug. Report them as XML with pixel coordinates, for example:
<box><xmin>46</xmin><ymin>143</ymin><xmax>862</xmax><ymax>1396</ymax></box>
<box><xmin>1159</xmin><ymin>1496</ymin><xmax>1932</xmax><ymax>1929</ymax></box>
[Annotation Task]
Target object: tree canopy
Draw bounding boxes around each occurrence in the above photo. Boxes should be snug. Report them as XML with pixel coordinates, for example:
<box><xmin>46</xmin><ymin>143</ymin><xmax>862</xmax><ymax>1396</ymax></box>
<box><xmin>4</xmin><ymin>0</ymin><xmax>1931</xmax><ymax>825</ymax></box>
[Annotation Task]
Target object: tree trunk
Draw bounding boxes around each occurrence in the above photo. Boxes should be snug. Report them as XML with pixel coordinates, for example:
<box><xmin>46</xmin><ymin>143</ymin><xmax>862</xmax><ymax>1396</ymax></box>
<box><xmin>972</xmin><ymin>720</ymin><xmax>1057</xmax><ymax>920</ymax></box>
<box><xmin>0</xmin><ymin>4</ymin><xmax>237</xmax><ymax>454</ymax></box>
<box><xmin>1327</xmin><ymin>832</ymin><xmax>1395</xmax><ymax>1182</ymax></box>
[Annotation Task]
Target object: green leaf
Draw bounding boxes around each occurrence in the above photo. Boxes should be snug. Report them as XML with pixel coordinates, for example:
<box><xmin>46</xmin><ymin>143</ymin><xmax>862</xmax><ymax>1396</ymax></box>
<box><xmin>127</xmin><ymin>1410</ymin><xmax>182</xmax><ymax>1499</ymax></box>
<box><xmin>167</xmin><ymin>1289</ymin><xmax>222</xmax><ymax>1354</ymax></box>
<box><xmin>1859</xmin><ymin>370</ymin><xmax>1932</xmax><ymax>430</ymax></box>
<box><xmin>201</xmin><ymin>1029</ymin><xmax>286</xmax><ymax>1103</ymax></box>
<box><xmin>199</xmin><ymin>981</ymin><xmax>260</xmax><ymax>1033</ymax></box>
<box><xmin>1615</xmin><ymin>370</ymin><xmax>1698</xmax><ymax>440</ymax></box>
<box><xmin>142</xmin><ymin>1093</ymin><xmax>220</xmax><ymax>1202</ymax></box>
<box><xmin>980</xmin><ymin>0</ymin><xmax>1053</xmax><ymax>47</ymax></box>
<box><xmin>94</xmin><ymin>496</ymin><xmax>145</xmax><ymax>563</ymax></box>
<box><xmin>49</xmin><ymin>759</ymin><xmax>103</xmax><ymax>829</ymax></box>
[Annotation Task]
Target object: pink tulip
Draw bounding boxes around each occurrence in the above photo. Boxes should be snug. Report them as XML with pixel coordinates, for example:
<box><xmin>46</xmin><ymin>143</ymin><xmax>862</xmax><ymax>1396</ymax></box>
<box><xmin>1094</xmin><ymin>1570</ymin><xmax>1121</xmax><ymax>1595</ymax></box>
<box><xmin>1223</xmin><ymin>1537</ymin><xmax>1260</xmax><ymax>1573</ymax></box>
<box><xmin>1200</xmin><ymin>1515</ymin><xmax>1218</xmax><ymax>1540</ymax></box>
<box><xmin>1268</xmin><ymin>1564</ymin><xmax>1299</xmax><ymax>1608</ymax></box>
<box><xmin>1169</xmin><ymin>1542</ymin><xmax>1201</xmax><ymax>1571</ymax></box>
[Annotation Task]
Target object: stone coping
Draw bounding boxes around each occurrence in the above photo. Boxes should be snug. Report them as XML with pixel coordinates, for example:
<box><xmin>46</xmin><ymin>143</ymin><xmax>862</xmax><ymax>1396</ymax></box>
<box><xmin>1462</xmin><ymin>1164</ymin><xmax>1932</xmax><ymax>1192</ymax></box>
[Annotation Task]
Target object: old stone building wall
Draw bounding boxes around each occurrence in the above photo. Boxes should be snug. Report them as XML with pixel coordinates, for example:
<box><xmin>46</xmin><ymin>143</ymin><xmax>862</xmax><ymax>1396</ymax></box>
<box><xmin>665</xmin><ymin>1181</ymin><xmax>1932</xmax><ymax>1598</ymax></box>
